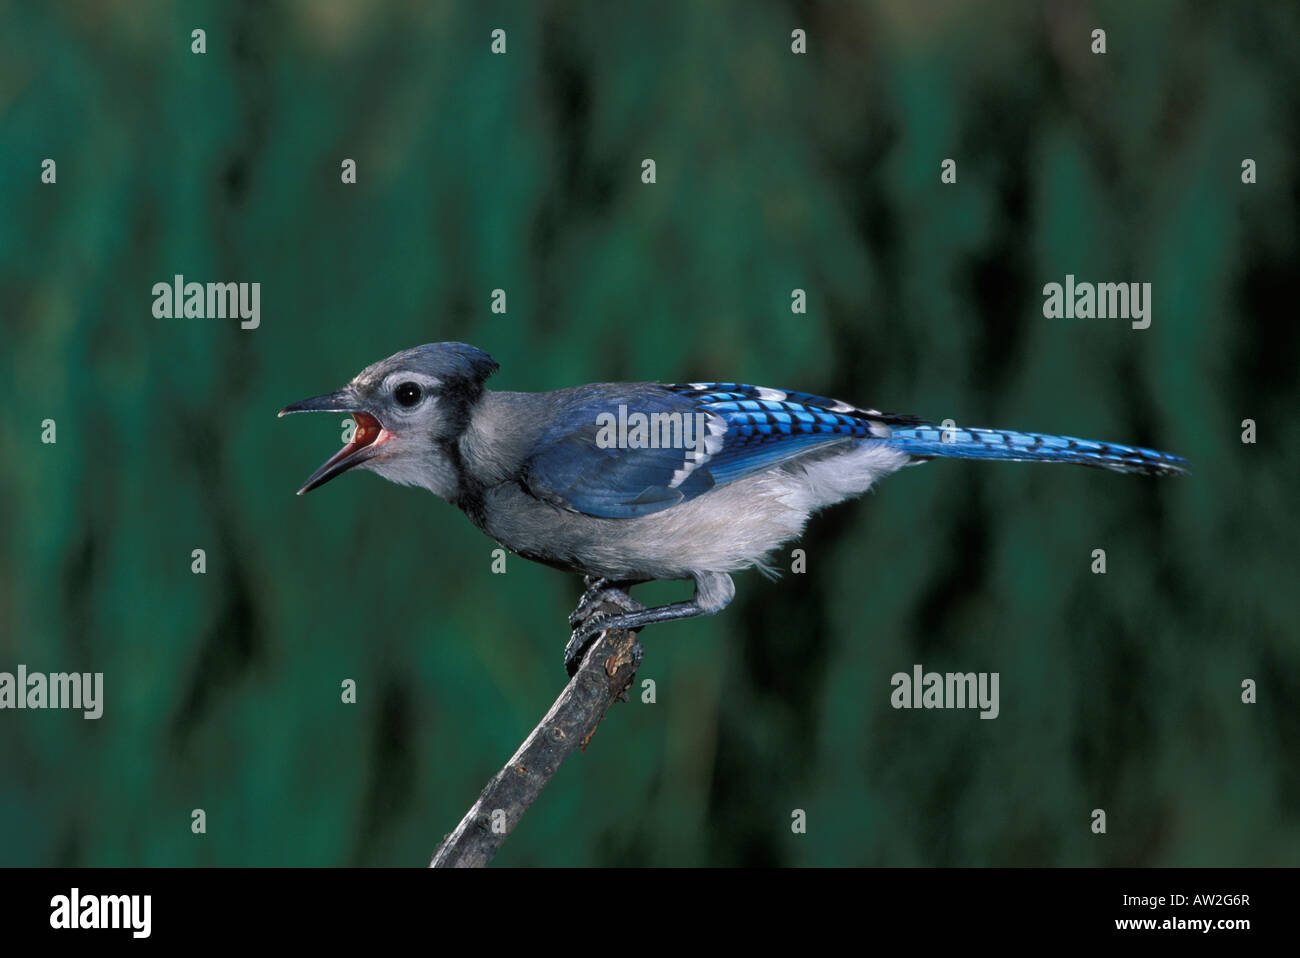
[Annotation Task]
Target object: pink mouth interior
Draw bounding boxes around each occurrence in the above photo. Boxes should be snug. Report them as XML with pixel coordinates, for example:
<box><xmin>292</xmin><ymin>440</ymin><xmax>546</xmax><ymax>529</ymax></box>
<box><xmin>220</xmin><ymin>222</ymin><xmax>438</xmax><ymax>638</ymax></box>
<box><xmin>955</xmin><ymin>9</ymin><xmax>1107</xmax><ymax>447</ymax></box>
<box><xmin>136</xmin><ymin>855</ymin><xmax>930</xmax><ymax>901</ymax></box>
<box><xmin>350</xmin><ymin>411</ymin><xmax>382</xmax><ymax>451</ymax></box>
<box><xmin>318</xmin><ymin>411</ymin><xmax>384</xmax><ymax>473</ymax></box>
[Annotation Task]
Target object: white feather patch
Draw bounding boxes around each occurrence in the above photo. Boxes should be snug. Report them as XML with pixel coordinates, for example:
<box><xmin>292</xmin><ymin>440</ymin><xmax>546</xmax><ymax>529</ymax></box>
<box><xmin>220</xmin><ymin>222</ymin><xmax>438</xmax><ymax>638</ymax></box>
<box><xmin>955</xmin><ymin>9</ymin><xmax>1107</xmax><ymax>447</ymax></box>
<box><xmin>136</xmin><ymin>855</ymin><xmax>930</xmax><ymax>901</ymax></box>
<box><xmin>668</xmin><ymin>413</ymin><xmax>728</xmax><ymax>487</ymax></box>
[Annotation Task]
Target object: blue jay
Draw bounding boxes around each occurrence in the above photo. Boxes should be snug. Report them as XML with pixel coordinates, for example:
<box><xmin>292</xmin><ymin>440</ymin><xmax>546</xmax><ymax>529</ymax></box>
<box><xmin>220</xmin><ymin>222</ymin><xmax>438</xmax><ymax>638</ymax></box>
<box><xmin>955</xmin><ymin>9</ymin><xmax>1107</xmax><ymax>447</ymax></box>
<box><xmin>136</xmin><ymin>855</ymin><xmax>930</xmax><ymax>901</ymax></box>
<box><xmin>280</xmin><ymin>342</ymin><xmax>1187</xmax><ymax>673</ymax></box>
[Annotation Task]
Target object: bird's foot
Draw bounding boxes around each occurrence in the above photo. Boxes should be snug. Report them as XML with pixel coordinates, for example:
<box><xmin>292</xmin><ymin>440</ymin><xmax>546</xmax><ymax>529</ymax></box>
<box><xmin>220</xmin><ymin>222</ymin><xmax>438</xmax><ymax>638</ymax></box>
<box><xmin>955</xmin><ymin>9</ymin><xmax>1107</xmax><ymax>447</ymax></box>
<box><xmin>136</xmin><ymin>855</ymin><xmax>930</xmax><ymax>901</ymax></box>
<box><xmin>568</xmin><ymin>577</ymin><xmax>613</xmax><ymax>628</ymax></box>
<box><xmin>564</xmin><ymin>587</ymin><xmax>644</xmax><ymax>677</ymax></box>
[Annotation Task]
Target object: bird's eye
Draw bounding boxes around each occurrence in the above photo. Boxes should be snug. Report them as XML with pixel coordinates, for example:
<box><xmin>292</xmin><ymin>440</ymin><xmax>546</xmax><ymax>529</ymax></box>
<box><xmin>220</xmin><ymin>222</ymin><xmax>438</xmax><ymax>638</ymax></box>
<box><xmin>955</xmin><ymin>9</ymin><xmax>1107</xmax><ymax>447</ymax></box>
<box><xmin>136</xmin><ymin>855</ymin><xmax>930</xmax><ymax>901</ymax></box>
<box><xmin>394</xmin><ymin>382</ymin><xmax>422</xmax><ymax>407</ymax></box>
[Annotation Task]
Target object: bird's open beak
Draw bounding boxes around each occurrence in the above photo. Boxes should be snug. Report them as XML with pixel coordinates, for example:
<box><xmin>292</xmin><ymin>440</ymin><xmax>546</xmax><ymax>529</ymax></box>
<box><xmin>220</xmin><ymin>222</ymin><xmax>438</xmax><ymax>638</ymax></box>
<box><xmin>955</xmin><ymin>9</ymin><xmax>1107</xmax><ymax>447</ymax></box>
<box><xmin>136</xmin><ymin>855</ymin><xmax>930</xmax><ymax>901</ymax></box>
<box><xmin>278</xmin><ymin>389</ymin><xmax>391</xmax><ymax>495</ymax></box>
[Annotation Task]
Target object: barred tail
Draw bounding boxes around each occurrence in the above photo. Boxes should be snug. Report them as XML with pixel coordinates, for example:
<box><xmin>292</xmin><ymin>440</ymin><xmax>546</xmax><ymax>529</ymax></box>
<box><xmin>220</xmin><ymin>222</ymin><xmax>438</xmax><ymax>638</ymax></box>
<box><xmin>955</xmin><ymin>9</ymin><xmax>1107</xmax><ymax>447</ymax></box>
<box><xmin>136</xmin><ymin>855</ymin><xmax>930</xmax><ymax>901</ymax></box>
<box><xmin>884</xmin><ymin>425</ymin><xmax>1189</xmax><ymax>477</ymax></box>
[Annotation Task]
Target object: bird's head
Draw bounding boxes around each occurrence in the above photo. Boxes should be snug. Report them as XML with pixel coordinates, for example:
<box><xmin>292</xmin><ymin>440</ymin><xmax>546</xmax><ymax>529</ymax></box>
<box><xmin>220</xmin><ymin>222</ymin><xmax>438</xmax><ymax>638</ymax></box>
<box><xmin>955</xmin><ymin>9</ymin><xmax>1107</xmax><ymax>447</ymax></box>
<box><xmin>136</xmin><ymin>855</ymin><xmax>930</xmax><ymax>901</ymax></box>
<box><xmin>279</xmin><ymin>342</ymin><xmax>498</xmax><ymax>496</ymax></box>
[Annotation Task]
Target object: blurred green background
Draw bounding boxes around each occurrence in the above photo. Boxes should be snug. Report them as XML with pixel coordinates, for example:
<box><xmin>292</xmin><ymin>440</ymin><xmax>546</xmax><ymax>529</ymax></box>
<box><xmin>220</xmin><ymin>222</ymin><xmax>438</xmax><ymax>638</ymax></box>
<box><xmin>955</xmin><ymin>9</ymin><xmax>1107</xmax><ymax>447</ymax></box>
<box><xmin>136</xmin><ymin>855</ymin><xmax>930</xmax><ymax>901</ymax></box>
<box><xmin>1</xmin><ymin>0</ymin><xmax>1296</xmax><ymax>867</ymax></box>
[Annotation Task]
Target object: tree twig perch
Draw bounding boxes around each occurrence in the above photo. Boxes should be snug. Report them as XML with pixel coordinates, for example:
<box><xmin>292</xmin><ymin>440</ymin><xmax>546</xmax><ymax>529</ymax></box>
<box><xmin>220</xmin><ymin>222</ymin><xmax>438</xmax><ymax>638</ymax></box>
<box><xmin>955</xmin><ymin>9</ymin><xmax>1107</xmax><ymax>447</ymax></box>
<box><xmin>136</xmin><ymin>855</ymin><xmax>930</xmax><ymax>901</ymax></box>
<box><xmin>429</xmin><ymin>593</ymin><xmax>644</xmax><ymax>867</ymax></box>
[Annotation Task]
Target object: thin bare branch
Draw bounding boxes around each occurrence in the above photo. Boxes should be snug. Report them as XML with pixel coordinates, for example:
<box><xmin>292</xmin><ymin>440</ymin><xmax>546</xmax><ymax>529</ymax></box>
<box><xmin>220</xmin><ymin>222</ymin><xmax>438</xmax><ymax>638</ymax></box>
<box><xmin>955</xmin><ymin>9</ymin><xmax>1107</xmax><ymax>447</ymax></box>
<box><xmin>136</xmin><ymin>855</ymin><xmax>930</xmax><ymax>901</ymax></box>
<box><xmin>429</xmin><ymin>595</ymin><xmax>644</xmax><ymax>867</ymax></box>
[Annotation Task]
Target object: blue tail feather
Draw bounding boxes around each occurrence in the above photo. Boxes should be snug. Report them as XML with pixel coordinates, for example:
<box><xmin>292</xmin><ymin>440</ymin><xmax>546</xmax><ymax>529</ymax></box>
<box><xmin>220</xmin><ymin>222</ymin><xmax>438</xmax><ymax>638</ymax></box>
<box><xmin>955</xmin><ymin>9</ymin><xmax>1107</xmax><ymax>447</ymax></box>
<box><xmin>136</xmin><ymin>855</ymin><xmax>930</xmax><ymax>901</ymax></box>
<box><xmin>885</xmin><ymin>425</ymin><xmax>1188</xmax><ymax>477</ymax></box>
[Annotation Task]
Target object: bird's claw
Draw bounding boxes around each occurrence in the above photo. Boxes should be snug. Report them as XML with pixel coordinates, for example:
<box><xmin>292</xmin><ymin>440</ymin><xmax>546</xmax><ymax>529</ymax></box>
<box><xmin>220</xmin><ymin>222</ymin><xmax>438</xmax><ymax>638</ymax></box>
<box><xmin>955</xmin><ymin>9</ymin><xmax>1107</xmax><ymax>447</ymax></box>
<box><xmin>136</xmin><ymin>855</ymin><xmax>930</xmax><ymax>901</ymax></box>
<box><xmin>563</xmin><ymin>586</ymin><xmax>644</xmax><ymax>676</ymax></box>
<box><xmin>564</xmin><ymin>613</ymin><xmax>612</xmax><ymax>676</ymax></box>
<box><xmin>568</xmin><ymin>578</ymin><xmax>612</xmax><ymax>627</ymax></box>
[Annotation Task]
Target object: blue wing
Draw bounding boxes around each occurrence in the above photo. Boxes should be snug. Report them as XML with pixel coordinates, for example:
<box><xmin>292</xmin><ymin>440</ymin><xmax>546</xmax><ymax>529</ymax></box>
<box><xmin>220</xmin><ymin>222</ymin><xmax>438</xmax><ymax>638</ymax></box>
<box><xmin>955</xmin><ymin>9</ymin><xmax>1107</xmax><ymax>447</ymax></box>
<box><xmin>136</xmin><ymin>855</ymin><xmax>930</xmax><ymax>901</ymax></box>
<box><xmin>519</xmin><ymin>382</ymin><xmax>907</xmax><ymax>518</ymax></box>
<box><xmin>518</xmin><ymin>381</ymin><xmax>1187</xmax><ymax>518</ymax></box>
